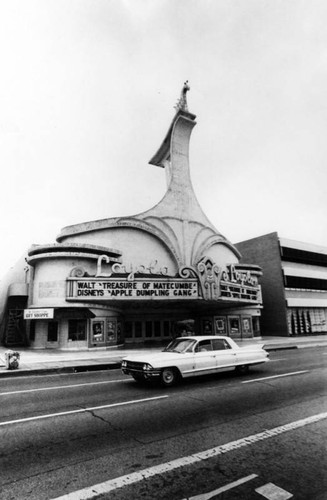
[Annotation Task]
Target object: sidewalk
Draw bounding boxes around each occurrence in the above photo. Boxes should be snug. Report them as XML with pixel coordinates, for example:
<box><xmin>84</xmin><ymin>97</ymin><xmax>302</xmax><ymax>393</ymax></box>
<box><xmin>0</xmin><ymin>335</ymin><xmax>326</xmax><ymax>378</ymax></box>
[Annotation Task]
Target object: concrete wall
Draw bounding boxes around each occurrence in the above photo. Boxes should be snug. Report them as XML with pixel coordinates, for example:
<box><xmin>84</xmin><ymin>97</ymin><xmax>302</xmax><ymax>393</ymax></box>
<box><xmin>236</xmin><ymin>232</ymin><xmax>288</xmax><ymax>336</ymax></box>
<box><xmin>29</xmin><ymin>257</ymin><xmax>99</xmax><ymax>308</ymax></box>
<box><xmin>62</xmin><ymin>227</ymin><xmax>179</xmax><ymax>275</ymax></box>
<box><xmin>205</xmin><ymin>243</ymin><xmax>239</xmax><ymax>269</ymax></box>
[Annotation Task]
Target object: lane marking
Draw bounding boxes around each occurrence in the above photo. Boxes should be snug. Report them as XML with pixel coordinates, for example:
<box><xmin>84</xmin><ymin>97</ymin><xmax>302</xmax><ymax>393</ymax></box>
<box><xmin>242</xmin><ymin>370</ymin><xmax>309</xmax><ymax>383</ymax></box>
<box><xmin>51</xmin><ymin>412</ymin><xmax>327</xmax><ymax>500</ymax></box>
<box><xmin>256</xmin><ymin>482</ymin><xmax>293</xmax><ymax>499</ymax></box>
<box><xmin>0</xmin><ymin>395</ymin><xmax>168</xmax><ymax>427</ymax></box>
<box><xmin>0</xmin><ymin>379</ymin><xmax>129</xmax><ymax>396</ymax></box>
<box><xmin>181</xmin><ymin>474</ymin><xmax>258</xmax><ymax>499</ymax></box>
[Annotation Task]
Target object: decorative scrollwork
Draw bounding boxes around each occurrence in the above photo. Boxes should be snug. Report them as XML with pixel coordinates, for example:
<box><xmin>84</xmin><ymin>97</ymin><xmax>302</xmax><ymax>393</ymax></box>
<box><xmin>196</xmin><ymin>257</ymin><xmax>220</xmax><ymax>300</ymax></box>
<box><xmin>70</xmin><ymin>266</ymin><xmax>86</xmax><ymax>277</ymax></box>
<box><xmin>178</xmin><ymin>265</ymin><xmax>198</xmax><ymax>279</ymax></box>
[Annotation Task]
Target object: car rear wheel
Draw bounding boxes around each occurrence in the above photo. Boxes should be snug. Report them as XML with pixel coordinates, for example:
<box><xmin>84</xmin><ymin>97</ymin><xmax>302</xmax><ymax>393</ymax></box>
<box><xmin>235</xmin><ymin>364</ymin><xmax>250</xmax><ymax>375</ymax></box>
<box><xmin>160</xmin><ymin>367</ymin><xmax>178</xmax><ymax>387</ymax></box>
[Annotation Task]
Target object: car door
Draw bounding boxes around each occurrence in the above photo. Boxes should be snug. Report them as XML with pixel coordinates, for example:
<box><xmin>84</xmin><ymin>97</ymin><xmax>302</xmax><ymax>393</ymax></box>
<box><xmin>212</xmin><ymin>338</ymin><xmax>237</xmax><ymax>371</ymax></box>
<box><xmin>192</xmin><ymin>339</ymin><xmax>217</xmax><ymax>376</ymax></box>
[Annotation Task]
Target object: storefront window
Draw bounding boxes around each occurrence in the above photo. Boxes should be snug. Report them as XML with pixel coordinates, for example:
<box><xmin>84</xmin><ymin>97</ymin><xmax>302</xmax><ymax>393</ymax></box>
<box><xmin>229</xmin><ymin>316</ymin><xmax>240</xmax><ymax>336</ymax></box>
<box><xmin>163</xmin><ymin>321</ymin><xmax>170</xmax><ymax>337</ymax></box>
<box><xmin>242</xmin><ymin>317</ymin><xmax>252</xmax><ymax>336</ymax></box>
<box><xmin>288</xmin><ymin>308</ymin><xmax>326</xmax><ymax>335</ymax></box>
<box><xmin>202</xmin><ymin>320</ymin><xmax>212</xmax><ymax>334</ymax></box>
<box><xmin>145</xmin><ymin>321</ymin><xmax>152</xmax><ymax>338</ymax></box>
<box><xmin>124</xmin><ymin>321</ymin><xmax>133</xmax><ymax>338</ymax></box>
<box><xmin>68</xmin><ymin>320</ymin><xmax>86</xmax><ymax>341</ymax></box>
<box><xmin>47</xmin><ymin>321</ymin><xmax>58</xmax><ymax>342</ymax></box>
<box><xmin>135</xmin><ymin>321</ymin><xmax>142</xmax><ymax>337</ymax></box>
<box><xmin>107</xmin><ymin>320</ymin><xmax>117</xmax><ymax>342</ymax></box>
<box><xmin>215</xmin><ymin>317</ymin><xmax>227</xmax><ymax>335</ymax></box>
<box><xmin>91</xmin><ymin>321</ymin><xmax>104</xmax><ymax>343</ymax></box>
<box><xmin>252</xmin><ymin>317</ymin><xmax>261</xmax><ymax>336</ymax></box>
<box><xmin>117</xmin><ymin>321</ymin><xmax>122</xmax><ymax>341</ymax></box>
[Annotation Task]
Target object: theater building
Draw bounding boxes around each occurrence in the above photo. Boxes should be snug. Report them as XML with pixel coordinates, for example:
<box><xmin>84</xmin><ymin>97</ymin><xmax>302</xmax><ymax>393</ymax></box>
<box><xmin>0</xmin><ymin>84</ymin><xmax>263</xmax><ymax>349</ymax></box>
<box><xmin>236</xmin><ymin>232</ymin><xmax>327</xmax><ymax>336</ymax></box>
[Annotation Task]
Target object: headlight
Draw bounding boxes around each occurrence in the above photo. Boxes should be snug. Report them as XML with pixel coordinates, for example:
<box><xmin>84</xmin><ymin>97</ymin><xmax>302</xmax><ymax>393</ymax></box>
<box><xmin>143</xmin><ymin>363</ymin><xmax>153</xmax><ymax>371</ymax></box>
<box><xmin>121</xmin><ymin>360</ymin><xmax>127</xmax><ymax>368</ymax></box>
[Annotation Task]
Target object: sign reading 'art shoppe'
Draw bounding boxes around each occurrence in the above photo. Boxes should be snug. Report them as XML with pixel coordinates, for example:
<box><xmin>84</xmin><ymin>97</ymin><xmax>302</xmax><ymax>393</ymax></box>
<box><xmin>67</xmin><ymin>278</ymin><xmax>199</xmax><ymax>300</ymax></box>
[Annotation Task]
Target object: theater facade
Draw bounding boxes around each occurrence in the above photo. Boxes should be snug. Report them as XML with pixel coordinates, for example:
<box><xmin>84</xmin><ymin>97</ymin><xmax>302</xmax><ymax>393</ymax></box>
<box><xmin>1</xmin><ymin>84</ymin><xmax>263</xmax><ymax>349</ymax></box>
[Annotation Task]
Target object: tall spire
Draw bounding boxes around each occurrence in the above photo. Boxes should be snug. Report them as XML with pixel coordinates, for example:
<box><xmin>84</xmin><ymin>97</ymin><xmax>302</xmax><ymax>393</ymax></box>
<box><xmin>57</xmin><ymin>83</ymin><xmax>241</xmax><ymax>267</ymax></box>
<box><xmin>174</xmin><ymin>80</ymin><xmax>190</xmax><ymax>112</ymax></box>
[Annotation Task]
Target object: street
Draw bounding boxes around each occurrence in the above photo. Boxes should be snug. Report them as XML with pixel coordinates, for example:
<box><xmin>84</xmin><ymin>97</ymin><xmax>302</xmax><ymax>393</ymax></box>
<box><xmin>0</xmin><ymin>347</ymin><xmax>326</xmax><ymax>500</ymax></box>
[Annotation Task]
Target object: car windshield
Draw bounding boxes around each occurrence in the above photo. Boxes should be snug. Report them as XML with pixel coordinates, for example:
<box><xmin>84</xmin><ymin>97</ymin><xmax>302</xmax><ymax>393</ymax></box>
<box><xmin>163</xmin><ymin>339</ymin><xmax>196</xmax><ymax>353</ymax></box>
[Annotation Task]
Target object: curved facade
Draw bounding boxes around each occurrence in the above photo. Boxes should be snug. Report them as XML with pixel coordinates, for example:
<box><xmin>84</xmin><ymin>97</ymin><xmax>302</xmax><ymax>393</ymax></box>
<box><xmin>1</xmin><ymin>85</ymin><xmax>262</xmax><ymax>349</ymax></box>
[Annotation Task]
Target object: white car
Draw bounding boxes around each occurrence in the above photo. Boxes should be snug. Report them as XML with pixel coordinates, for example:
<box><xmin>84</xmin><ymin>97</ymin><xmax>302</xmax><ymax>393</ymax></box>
<box><xmin>121</xmin><ymin>335</ymin><xmax>269</xmax><ymax>387</ymax></box>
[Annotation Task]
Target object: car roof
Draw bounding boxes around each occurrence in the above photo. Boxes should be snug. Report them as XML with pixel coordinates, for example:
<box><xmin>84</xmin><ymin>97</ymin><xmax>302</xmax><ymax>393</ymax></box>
<box><xmin>175</xmin><ymin>336</ymin><xmax>230</xmax><ymax>341</ymax></box>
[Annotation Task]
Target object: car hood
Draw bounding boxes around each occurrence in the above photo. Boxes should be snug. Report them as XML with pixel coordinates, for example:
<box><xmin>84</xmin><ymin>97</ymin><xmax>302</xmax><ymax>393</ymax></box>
<box><xmin>122</xmin><ymin>352</ymin><xmax>186</xmax><ymax>365</ymax></box>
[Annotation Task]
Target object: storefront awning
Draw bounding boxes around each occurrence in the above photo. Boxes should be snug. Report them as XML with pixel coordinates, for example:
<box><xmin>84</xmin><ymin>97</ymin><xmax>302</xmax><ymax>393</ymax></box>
<box><xmin>53</xmin><ymin>308</ymin><xmax>96</xmax><ymax>320</ymax></box>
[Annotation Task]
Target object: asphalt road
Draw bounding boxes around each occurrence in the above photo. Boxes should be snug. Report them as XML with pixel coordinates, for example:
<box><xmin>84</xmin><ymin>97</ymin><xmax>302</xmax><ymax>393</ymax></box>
<box><xmin>0</xmin><ymin>347</ymin><xmax>326</xmax><ymax>500</ymax></box>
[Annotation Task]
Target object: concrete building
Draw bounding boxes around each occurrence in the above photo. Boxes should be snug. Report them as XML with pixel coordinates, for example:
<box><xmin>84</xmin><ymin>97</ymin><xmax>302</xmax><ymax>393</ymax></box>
<box><xmin>0</xmin><ymin>84</ymin><xmax>263</xmax><ymax>349</ymax></box>
<box><xmin>236</xmin><ymin>232</ymin><xmax>327</xmax><ymax>336</ymax></box>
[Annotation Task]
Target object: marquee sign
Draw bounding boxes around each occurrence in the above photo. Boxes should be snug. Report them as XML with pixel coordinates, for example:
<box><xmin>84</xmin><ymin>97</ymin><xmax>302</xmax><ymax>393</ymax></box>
<box><xmin>66</xmin><ymin>278</ymin><xmax>199</xmax><ymax>300</ymax></box>
<box><xmin>66</xmin><ymin>256</ymin><xmax>262</xmax><ymax>304</ymax></box>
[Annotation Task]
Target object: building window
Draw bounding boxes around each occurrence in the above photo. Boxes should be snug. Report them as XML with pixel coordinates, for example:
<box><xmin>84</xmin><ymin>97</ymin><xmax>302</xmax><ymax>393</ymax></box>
<box><xmin>163</xmin><ymin>321</ymin><xmax>170</xmax><ymax>337</ymax></box>
<box><xmin>145</xmin><ymin>321</ymin><xmax>152</xmax><ymax>338</ymax></box>
<box><xmin>154</xmin><ymin>321</ymin><xmax>161</xmax><ymax>337</ymax></box>
<box><xmin>123</xmin><ymin>320</ymin><xmax>173</xmax><ymax>341</ymax></box>
<box><xmin>68</xmin><ymin>320</ymin><xmax>86</xmax><ymax>341</ymax></box>
<box><xmin>30</xmin><ymin>320</ymin><xmax>36</xmax><ymax>341</ymax></box>
<box><xmin>124</xmin><ymin>321</ymin><xmax>133</xmax><ymax>338</ymax></box>
<box><xmin>135</xmin><ymin>321</ymin><xmax>142</xmax><ymax>338</ymax></box>
<box><xmin>47</xmin><ymin>321</ymin><xmax>58</xmax><ymax>342</ymax></box>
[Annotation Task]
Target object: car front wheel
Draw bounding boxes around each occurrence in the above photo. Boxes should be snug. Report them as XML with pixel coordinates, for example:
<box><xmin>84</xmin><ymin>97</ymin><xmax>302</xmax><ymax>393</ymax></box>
<box><xmin>132</xmin><ymin>374</ymin><xmax>146</xmax><ymax>383</ymax></box>
<box><xmin>160</xmin><ymin>367</ymin><xmax>178</xmax><ymax>387</ymax></box>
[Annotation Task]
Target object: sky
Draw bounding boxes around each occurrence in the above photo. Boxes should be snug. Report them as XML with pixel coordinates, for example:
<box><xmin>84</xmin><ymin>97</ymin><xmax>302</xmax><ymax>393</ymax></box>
<box><xmin>0</xmin><ymin>0</ymin><xmax>327</xmax><ymax>280</ymax></box>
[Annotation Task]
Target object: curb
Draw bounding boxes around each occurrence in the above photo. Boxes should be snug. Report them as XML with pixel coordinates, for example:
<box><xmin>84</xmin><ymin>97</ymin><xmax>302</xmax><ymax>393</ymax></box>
<box><xmin>264</xmin><ymin>345</ymin><xmax>298</xmax><ymax>351</ymax></box>
<box><xmin>0</xmin><ymin>341</ymin><xmax>326</xmax><ymax>378</ymax></box>
<box><xmin>0</xmin><ymin>362</ymin><xmax>122</xmax><ymax>378</ymax></box>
